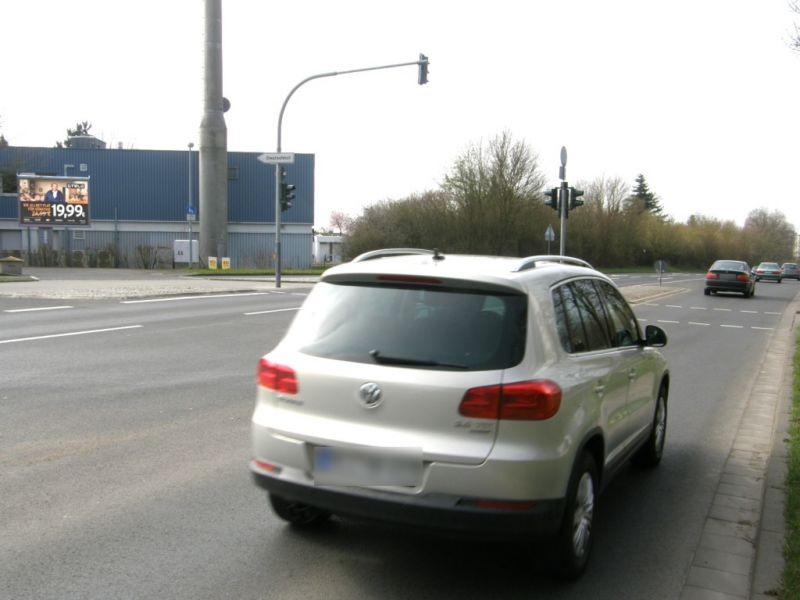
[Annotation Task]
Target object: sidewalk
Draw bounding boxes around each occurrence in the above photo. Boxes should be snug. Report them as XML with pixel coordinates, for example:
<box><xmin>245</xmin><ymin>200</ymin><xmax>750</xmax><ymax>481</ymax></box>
<box><xmin>0</xmin><ymin>269</ymin><xmax>792</xmax><ymax>597</ymax></box>
<box><xmin>0</xmin><ymin>267</ymin><xmax>312</xmax><ymax>299</ymax></box>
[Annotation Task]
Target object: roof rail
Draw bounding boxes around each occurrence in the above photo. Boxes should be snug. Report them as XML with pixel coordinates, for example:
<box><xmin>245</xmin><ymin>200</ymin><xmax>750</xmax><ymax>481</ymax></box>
<box><xmin>514</xmin><ymin>255</ymin><xmax>593</xmax><ymax>272</ymax></box>
<box><xmin>351</xmin><ymin>248</ymin><xmax>435</xmax><ymax>263</ymax></box>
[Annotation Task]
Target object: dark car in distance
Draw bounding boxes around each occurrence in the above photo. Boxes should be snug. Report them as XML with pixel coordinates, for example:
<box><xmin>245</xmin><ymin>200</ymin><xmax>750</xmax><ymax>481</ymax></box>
<box><xmin>781</xmin><ymin>263</ymin><xmax>799</xmax><ymax>280</ymax></box>
<box><xmin>753</xmin><ymin>262</ymin><xmax>782</xmax><ymax>283</ymax></box>
<box><xmin>704</xmin><ymin>260</ymin><xmax>755</xmax><ymax>297</ymax></box>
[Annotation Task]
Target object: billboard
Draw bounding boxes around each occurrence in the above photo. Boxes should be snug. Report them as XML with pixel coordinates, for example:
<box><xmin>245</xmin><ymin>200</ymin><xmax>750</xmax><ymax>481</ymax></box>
<box><xmin>18</xmin><ymin>175</ymin><xmax>90</xmax><ymax>226</ymax></box>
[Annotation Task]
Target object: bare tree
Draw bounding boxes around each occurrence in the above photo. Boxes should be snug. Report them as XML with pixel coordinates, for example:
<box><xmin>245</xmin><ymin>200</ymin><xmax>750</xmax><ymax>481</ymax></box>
<box><xmin>791</xmin><ymin>1</ymin><xmax>800</xmax><ymax>51</ymax></box>
<box><xmin>443</xmin><ymin>131</ymin><xmax>546</xmax><ymax>254</ymax></box>
<box><xmin>328</xmin><ymin>211</ymin><xmax>354</xmax><ymax>235</ymax></box>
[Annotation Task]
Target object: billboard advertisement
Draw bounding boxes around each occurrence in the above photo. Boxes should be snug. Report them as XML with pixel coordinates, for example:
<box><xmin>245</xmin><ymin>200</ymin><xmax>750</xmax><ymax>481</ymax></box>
<box><xmin>18</xmin><ymin>175</ymin><xmax>90</xmax><ymax>226</ymax></box>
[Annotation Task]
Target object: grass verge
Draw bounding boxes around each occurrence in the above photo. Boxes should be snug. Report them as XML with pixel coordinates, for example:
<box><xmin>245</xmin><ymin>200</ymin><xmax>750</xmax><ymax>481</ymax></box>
<box><xmin>785</xmin><ymin>331</ymin><xmax>800</xmax><ymax>597</ymax></box>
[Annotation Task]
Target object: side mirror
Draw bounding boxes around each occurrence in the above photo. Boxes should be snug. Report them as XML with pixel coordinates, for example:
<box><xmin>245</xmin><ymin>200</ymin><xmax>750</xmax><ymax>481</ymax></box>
<box><xmin>644</xmin><ymin>324</ymin><xmax>667</xmax><ymax>347</ymax></box>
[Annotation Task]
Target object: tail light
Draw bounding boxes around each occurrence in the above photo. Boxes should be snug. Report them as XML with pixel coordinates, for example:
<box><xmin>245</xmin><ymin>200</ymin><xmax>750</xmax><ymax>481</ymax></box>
<box><xmin>705</xmin><ymin>272</ymin><xmax>718</xmax><ymax>280</ymax></box>
<box><xmin>736</xmin><ymin>274</ymin><xmax>749</xmax><ymax>282</ymax></box>
<box><xmin>257</xmin><ymin>359</ymin><xmax>298</xmax><ymax>394</ymax></box>
<box><xmin>459</xmin><ymin>380</ymin><xmax>561</xmax><ymax>421</ymax></box>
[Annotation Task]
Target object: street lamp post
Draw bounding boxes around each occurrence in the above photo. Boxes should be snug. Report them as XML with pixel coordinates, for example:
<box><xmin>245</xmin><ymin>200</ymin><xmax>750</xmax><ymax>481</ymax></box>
<box><xmin>188</xmin><ymin>142</ymin><xmax>195</xmax><ymax>268</ymax></box>
<box><xmin>273</xmin><ymin>54</ymin><xmax>429</xmax><ymax>288</ymax></box>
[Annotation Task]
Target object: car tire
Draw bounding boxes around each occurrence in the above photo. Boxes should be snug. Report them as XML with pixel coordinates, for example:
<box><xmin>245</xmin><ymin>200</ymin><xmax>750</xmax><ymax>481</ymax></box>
<box><xmin>632</xmin><ymin>385</ymin><xmax>667</xmax><ymax>468</ymax></box>
<box><xmin>551</xmin><ymin>452</ymin><xmax>598</xmax><ymax>580</ymax></box>
<box><xmin>703</xmin><ymin>288</ymin><xmax>710</xmax><ymax>296</ymax></box>
<box><xmin>778</xmin><ymin>279</ymin><xmax>782</xmax><ymax>284</ymax></box>
<box><xmin>269</xmin><ymin>493</ymin><xmax>331</xmax><ymax>527</ymax></box>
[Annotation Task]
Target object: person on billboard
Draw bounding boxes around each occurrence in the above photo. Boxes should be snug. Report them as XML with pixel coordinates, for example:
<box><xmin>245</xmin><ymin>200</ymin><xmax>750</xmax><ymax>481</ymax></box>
<box><xmin>45</xmin><ymin>183</ymin><xmax>65</xmax><ymax>202</ymax></box>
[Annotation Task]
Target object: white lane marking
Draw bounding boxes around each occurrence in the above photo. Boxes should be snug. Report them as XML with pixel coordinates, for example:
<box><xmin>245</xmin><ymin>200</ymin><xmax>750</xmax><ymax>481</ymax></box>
<box><xmin>0</xmin><ymin>325</ymin><xmax>143</xmax><ymax>345</ymax></box>
<box><xmin>688</xmin><ymin>322</ymin><xmax>710</xmax><ymax>326</ymax></box>
<box><xmin>765</xmin><ymin>312</ymin><xmax>781</xmax><ymax>315</ymax></box>
<box><xmin>122</xmin><ymin>292</ymin><xmax>270</xmax><ymax>304</ymax></box>
<box><xmin>689</xmin><ymin>307</ymin><xmax>707</xmax><ymax>310</ymax></box>
<box><xmin>740</xmin><ymin>310</ymin><xmax>758</xmax><ymax>314</ymax></box>
<box><xmin>642</xmin><ymin>303</ymin><xmax>660</xmax><ymax>307</ymax></box>
<box><xmin>713</xmin><ymin>308</ymin><xmax>732</xmax><ymax>312</ymax></box>
<box><xmin>666</xmin><ymin>305</ymin><xmax>683</xmax><ymax>308</ymax></box>
<box><xmin>4</xmin><ymin>306</ymin><xmax>74</xmax><ymax>313</ymax></box>
<box><xmin>658</xmin><ymin>320</ymin><xmax>680</xmax><ymax>324</ymax></box>
<box><xmin>720</xmin><ymin>324</ymin><xmax>744</xmax><ymax>329</ymax></box>
<box><xmin>244</xmin><ymin>307</ymin><xmax>301</xmax><ymax>316</ymax></box>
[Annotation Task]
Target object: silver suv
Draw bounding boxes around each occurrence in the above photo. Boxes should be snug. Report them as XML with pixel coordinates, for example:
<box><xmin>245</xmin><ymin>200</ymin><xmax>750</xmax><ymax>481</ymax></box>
<box><xmin>250</xmin><ymin>250</ymin><xmax>669</xmax><ymax>579</ymax></box>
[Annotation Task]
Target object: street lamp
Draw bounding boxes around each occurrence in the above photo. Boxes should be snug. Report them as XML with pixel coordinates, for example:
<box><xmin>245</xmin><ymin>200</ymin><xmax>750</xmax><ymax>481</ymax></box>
<box><xmin>188</xmin><ymin>142</ymin><xmax>195</xmax><ymax>268</ymax></box>
<box><xmin>273</xmin><ymin>54</ymin><xmax>430</xmax><ymax>288</ymax></box>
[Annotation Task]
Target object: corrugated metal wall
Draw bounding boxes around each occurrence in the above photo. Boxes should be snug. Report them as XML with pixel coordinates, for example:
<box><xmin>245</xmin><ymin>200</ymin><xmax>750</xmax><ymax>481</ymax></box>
<box><xmin>0</xmin><ymin>147</ymin><xmax>314</xmax><ymax>223</ymax></box>
<box><xmin>0</xmin><ymin>146</ymin><xmax>315</xmax><ymax>267</ymax></box>
<box><xmin>3</xmin><ymin>228</ymin><xmax>313</xmax><ymax>268</ymax></box>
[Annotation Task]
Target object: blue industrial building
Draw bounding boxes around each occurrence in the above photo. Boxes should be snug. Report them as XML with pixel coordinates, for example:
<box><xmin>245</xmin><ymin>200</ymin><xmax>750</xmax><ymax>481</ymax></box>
<box><xmin>0</xmin><ymin>143</ymin><xmax>315</xmax><ymax>268</ymax></box>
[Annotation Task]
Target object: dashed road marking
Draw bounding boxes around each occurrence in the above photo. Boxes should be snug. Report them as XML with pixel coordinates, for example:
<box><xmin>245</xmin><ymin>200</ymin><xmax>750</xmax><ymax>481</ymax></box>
<box><xmin>122</xmin><ymin>292</ymin><xmax>270</xmax><ymax>304</ymax></box>
<box><xmin>244</xmin><ymin>307</ymin><xmax>301</xmax><ymax>316</ymax></box>
<box><xmin>0</xmin><ymin>325</ymin><xmax>143</xmax><ymax>345</ymax></box>
<box><xmin>4</xmin><ymin>306</ymin><xmax>74</xmax><ymax>313</ymax></box>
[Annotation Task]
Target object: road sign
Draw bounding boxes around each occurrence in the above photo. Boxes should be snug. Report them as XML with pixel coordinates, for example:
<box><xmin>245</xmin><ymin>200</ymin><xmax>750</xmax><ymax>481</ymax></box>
<box><xmin>258</xmin><ymin>152</ymin><xmax>295</xmax><ymax>164</ymax></box>
<box><xmin>186</xmin><ymin>206</ymin><xmax>196</xmax><ymax>221</ymax></box>
<box><xmin>545</xmin><ymin>224</ymin><xmax>555</xmax><ymax>242</ymax></box>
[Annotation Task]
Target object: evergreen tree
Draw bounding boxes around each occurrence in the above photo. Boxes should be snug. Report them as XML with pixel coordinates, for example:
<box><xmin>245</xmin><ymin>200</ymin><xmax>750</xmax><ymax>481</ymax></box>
<box><xmin>55</xmin><ymin>121</ymin><xmax>92</xmax><ymax>148</ymax></box>
<box><xmin>630</xmin><ymin>173</ymin><xmax>664</xmax><ymax>215</ymax></box>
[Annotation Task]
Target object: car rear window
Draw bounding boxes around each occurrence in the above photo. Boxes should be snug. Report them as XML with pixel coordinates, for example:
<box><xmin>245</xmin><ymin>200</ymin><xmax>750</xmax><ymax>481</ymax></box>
<box><xmin>710</xmin><ymin>261</ymin><xmax>746</xmax><ymax>271</ymax></box>
<box><xmin>289</xmin><ymin>282</ymin><xmax>527</xmax><ymax>370</ymax></box>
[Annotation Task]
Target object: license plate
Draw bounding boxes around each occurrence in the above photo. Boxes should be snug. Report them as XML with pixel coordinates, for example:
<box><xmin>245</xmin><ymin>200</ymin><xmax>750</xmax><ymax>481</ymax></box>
<box><xmin>313</xmin><ymin>445</ymin><xmax>422</xmax><ymax>487</ymax></box>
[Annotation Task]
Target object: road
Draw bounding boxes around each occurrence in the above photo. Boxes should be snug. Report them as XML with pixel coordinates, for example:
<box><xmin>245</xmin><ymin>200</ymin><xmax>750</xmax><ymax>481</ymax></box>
<box><xmin>1</xmin><ymin>274</ymin><xmax>796</xmax><ymax>599</ymax></box>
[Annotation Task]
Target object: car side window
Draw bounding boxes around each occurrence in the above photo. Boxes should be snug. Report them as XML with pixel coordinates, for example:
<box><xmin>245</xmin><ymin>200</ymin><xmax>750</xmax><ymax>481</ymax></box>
<box><xmin>596</xmin><ymin>280</ymin><xmax>641</xmax><ymax>347</ymax></box>
<box><xmin>553</xmin><ymin>280</ymin><xmax>612</xmax><ymax>353</ymax></box>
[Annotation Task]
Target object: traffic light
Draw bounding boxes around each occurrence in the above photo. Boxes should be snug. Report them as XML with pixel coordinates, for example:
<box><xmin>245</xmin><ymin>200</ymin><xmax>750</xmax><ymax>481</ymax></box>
<box><xmin>544</xmin><ymin>188</ymin><xmax>559</xmax><ymax>212</ymax></box>
<box><xmin>280</xmin><ymin>168</ymin><xmax>296</xmax><ymax>212</ymax></box>
<box><xmin>569</xmin><ymin>188</ymin><xmax>584</xmax><ymax>210</ymax></box>
<box><xmin>418</xmin><ymin>53</ymin><xmax>429</xmax><ymax>85</ymax></box>
<box><xmin>281</xmin><ymin>182</ymin><xmax>296</xmax><ymax>211</ymax></box>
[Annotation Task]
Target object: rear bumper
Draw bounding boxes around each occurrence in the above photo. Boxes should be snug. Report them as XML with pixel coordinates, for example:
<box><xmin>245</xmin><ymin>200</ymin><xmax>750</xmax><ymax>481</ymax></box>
<box><xmin>705</xmin><ymin>281</ymin><xmax>749</xmax><ymax>293</ymax></box>
<box><xmin>251</xmin><ymin>464</ymin><xmax>565</xmax><ymax>539</ymax></box>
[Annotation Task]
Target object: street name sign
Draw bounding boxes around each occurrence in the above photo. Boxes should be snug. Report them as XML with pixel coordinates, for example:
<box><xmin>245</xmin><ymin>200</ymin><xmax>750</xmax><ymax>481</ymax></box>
<box><xmin>258</xmin><ymin>152</ymin><xmax>295</xmax><ymax>164</ymax></box>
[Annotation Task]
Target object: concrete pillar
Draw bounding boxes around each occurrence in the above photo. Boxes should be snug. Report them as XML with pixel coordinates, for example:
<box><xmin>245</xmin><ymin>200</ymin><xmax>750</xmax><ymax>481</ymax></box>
<box><xmin>199</xmin><ymin>0</ymin><xmax>228</xmax><ymax>265</ymax></box>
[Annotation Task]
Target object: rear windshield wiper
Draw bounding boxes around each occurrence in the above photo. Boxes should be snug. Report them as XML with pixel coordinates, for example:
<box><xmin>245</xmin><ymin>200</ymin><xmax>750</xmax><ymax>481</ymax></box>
<box><xmin>369</xmin><ymin>349</ymin><xmax>468</xmax><ymax>370</ymax></box>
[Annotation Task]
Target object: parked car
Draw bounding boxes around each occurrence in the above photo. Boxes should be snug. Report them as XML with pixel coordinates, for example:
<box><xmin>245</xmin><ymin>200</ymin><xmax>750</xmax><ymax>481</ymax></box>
<box><xmin>781</xmin><ymin>262</ymin><xmax>799</xmax><ymax>280</ymax></box>
<box><xmin>704</xmin><ymin>260</ymin><xmax>755</xmax><ymax>297</ymax></box>
<box><xmin>250</xmin><ymin>250</ymin><xmax>670</xmax><ymax>579</ymax></box>
<box><xmin>753</xmin><ymin>262</ymin><xmax>783</xmax><ymax>283</ymax></box>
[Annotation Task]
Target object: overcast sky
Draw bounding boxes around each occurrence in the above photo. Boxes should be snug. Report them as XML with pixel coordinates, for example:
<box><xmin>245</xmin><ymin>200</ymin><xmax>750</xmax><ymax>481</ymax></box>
<box><xmin>3</xmin><ymin>0</ymin><xmax>800</xmax><ymax>231</ymax></box>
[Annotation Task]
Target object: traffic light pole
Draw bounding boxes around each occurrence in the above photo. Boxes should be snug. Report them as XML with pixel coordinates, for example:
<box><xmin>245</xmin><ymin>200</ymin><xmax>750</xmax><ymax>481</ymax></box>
<box><xmin>275</xmin><ymin>163</ymin><xmax>283</xmax><ymax>287</ymax></box>
<box><xmin>273</xmin><ymin>55</ymin><xmax>429</xmax><ymax>288</ymax></box>
<box><xmin>560</xmin><ymin>180</ymin><xmax>568</xmax><ymax>256</ymax></box>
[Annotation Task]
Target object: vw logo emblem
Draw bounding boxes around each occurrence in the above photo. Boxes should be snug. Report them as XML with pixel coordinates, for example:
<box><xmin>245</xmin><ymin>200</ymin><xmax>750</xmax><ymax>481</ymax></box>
<box><xmin>359</xmin><ymin>382</ymin><xmax>383</xmax><ymax>409</ymax></box>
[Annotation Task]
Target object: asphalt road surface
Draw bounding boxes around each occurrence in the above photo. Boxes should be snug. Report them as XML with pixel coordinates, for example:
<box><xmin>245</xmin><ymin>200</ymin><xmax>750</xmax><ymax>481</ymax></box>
<box><xmin>1</xmin><ymin>275</ymin><xmax>797</xmax><ymax>599</ymax></box>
